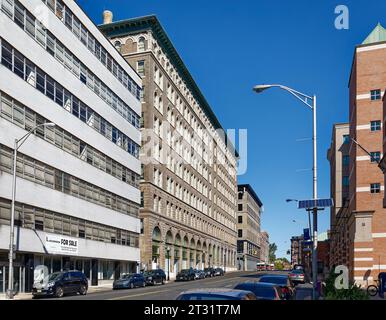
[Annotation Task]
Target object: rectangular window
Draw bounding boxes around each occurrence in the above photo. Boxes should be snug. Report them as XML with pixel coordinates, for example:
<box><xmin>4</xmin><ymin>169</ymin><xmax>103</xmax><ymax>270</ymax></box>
<box><xmin>238</xmin><ymin>216</ymin><xmax>243</xmax><ymax>223</ymax></box>
<box><xmin>25</xmin><ymin>11</ymin><xmax>35</xmax><ymax>37</ymax></box>
<box><xmin>343</xmin><ymin>135</ymin><xmax>350</xmax><ymax>144</ymax></box>
<box><xmin>342</xmin><ymin>176</ymin><xmax>349</xmax><ymax>187</ymax></box>
<box><xmin>35</xmin><ymin>219</ymin><xmax>44</xmax><ymax>231</ymax></box>
<box><xmin>371</xmin><ymin>89</ymin><xmax>381</xmax><ymax>101</ymax></box>
<box><xmin>13</xmin><ymin>51</ymin><xmax>25</xmax><ymax>79</ymax></box>
<box><xmin>46</xmin><ymin>31</ymin><xmax>56</xmax><ymax>56</ymax></box>
<box><xmin>36</xmin><ymin>21</ymin><xmax>46</xmax><ymax>47</ymax></box>
<box><xmin>137</xmin><ymin>60</ymin><xmax>145</xmax><ymax>77</ymax></box>
<box><xmin>238</xmin><ymin>204</ymin><xmax>243</xmax><ymax>211</ymax></box>
<box><xmin>14</xmin><ymin>1</ymin><xmax>25</xmax><ymax>29</ymax></box>
<box><xmin>36</xmin><ymin>68</ymin><xmax>46</xmax><ymax>94</ymax></box>
<box><xmin>371</xmin><ymin>121</ymin><xmax>381</xmax><ymax>132</ymax></box>
<box><xmin>1</xmin><ymin>41</ymin><xmax>13</xmax><ymax>70</ymax></box>
<box><xmin>238</xmin><ymin>229</ymin><xmax>243</xmax><ymax>238</ymax></box>
<box><xmin>370</xmin><ymin>183</ymin><xmax>381</xmax><ymax>194</ymax></box>
<box><xmin>2</xmin><ymin>0</ymin><xmax>14</xmax><ymax>18</ymax></box>
<box><xmin>370</xmin><ymin>152</ymin><xmax>381</xmax><ymax>163</ymax></box>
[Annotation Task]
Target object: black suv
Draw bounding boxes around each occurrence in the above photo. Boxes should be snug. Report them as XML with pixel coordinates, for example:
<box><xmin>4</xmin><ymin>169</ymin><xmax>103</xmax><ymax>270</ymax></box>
<box><xmin>204</xmin><ymin>267</ymin><xmax>216</xmax><ymax>278</ymax></box>
<box><xmin>143</xmin><ymin>269</ymin><xmax>166</xmax><ymax>285</ymax></box>
<box><xmin>176</xmin><ymin>269</ymin><xmax>196</xmax><ymax>281</ymax></box>
<box><xmin>32</xmin><ymin>270</ymin><xmax>88</xmax><ymax>298</ymax></box>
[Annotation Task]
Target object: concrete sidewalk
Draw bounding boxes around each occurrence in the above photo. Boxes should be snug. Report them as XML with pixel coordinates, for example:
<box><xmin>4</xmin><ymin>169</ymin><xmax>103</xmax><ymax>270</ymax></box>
<box><xmin>0</xmin><ymin>283</ymin><xmax>113</xmax><ymax>300</ymax></box>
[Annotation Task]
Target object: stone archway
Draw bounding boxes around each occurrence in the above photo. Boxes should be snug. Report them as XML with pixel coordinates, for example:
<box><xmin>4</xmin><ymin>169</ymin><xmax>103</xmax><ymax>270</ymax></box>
<box><xmin>174</xmin><ymin>233</ymin><xmax>182</xmax><ymax>273</ymax></box>
<box><xmin>151</xmin><ymin>226</ymin><xmax>162</xmax><ymax>269</ymax></box>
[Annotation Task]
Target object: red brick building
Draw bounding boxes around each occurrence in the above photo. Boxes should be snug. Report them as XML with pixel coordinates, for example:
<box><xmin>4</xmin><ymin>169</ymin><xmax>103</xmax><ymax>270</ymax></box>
<box><xmin>347</xmin><ymin>23</ymin><xmax>386</xmax><ymax>286</ymax></box>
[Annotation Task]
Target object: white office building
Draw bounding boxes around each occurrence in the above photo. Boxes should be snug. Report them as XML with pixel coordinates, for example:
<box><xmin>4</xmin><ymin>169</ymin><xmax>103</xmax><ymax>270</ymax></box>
<box><xmin>0</xmin><ymin>0</ymin><xmax>142</xmax><ymax>292</ymax></box>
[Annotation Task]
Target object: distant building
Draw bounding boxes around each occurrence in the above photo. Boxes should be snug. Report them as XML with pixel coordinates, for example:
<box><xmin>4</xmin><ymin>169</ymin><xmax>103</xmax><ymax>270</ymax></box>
<box><xmin>260</xmin><ymin>231</ymin><xmax>269</xmax><ymax>264</ymax></box>
<box><xmin>327</xmin><ymin>123</ymin><xmax>350</xmax><ymax>269</ymax></box>
<box><xmin>290</xmin><ymin>235</ymin><xmax>304</xmax><ymax>267</ymax></box>
<box><xmin>236</xmin><ymin>184</ymin><xmax>263</xmax><ymax>271</ymax></box>
<box><xmin>317</xmin><ymin>232</ymin><xmax>330</xmax><ymax>279</ymax></box>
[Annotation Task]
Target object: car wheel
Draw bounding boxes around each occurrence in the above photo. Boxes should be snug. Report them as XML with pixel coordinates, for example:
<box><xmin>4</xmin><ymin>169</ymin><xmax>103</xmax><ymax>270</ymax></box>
<box><xmin>79</xmin><ymin>285</ymin><xmax>87</xmax><ymax>295</ymax></box>
<box><xmin>55</xmin><ymin>286</ymin><xmax>64</xmax><ymax>298</ymax></box>
<box><xmin>142</xmin><ymin>282</ymin><xmax>146</xmax><ymax>288</ymax></box>
<box><xmin>130</xmin><ymin>283</ymin><xmax>134</xmax><ymax>289</ymax></box>
<box><xmin>161</xmin><ymin>278</ymin><xmax>165</xmax><ymax>285</ymax></box>
<box><xmin>152</xmin><ymin>279</ymin><xmax>156</xmax><ymax>286</ymax></box>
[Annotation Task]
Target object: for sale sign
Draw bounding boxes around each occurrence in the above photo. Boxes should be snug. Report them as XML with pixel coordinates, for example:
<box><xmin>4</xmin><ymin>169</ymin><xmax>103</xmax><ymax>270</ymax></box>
<box><xmin>45</xmin><ymin>234</ymin><xmax>78</xmax><ymax>255</ymax></box>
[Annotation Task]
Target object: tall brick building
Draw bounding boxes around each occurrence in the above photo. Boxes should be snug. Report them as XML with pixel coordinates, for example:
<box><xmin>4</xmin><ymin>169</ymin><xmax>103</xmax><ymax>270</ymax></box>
<box><xmin>346</xmin><ymin>23</ymin><xmax>386</xmax><ymax>286</ymax></box>
<box><xmin>99</xmin><ymin>13</ymin><xmax>238</xmax><ymax>276</ymax></box>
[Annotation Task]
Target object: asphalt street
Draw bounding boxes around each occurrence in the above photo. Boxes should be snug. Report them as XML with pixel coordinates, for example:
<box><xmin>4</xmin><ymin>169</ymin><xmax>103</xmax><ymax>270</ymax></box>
<box><xmin>37</xmin><ymin>271</ymin><xmax>289</xmax><ymax>300</ymax></box>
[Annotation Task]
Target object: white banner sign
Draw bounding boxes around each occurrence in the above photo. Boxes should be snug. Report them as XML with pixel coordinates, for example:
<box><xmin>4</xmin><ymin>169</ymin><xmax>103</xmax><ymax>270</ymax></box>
<box><xmin>45</xmin><ymin>234</ymin><xmax>78</xmax><ymax>256</ymax></box>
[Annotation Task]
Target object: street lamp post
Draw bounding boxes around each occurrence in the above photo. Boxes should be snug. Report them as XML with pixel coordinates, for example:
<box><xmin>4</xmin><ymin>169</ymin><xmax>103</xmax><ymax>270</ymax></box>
<box><xmin>6</xmin><ymin>122</ymin><xmax>55</xmax><ymax>299</ymax></box>
<box><xmin>224</xmin><ymin>253</ymin><xmax>226</xmax><ymax>273</ymax></box>
<box><xmin>254</xmin><ymin>84</ymin><xmax>318</xmax><ymax>300</ymax></box>
<box><xmin>166</xmin><ymin>246</ymin><xmax>170</xmax><ymax>281</ymax></box>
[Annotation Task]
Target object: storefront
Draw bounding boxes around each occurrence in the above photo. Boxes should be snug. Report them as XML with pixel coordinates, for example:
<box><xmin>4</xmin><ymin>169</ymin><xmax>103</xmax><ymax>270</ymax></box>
<box><xmin>0</xmin><ymin>251</ymin><xmax>137</xmax><ymax>293</ymax></box>
<box><xmin>0</xmin><ymin>226</ymin><xmax>140</xmax><ymax>293</ymax></box>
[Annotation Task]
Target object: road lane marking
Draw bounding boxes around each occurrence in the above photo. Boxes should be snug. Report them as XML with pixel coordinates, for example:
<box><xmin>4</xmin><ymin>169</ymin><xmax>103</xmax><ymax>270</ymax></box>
<box><xmin>108</xmin><ymin>289</ymin><xmax>167</xmax><ymax>300</ymax></box>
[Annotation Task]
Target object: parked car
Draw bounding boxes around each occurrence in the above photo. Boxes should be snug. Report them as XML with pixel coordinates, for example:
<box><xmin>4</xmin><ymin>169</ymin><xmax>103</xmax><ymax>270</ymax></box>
<box><xmin>113</xmin><ymin>273</ymin><xmax>146</xmax><ymax>290</ymax></box>
<box><xmin>294</xmin><ymin>284</ymin><xmax>320</xmax><ymax>300</ymax></box>
<box><xmin>289</xmin><ymin>269</ymin><xmax>305</xmax><ymax>284</ymax></box>
<box><xmin>214</xmin><ymin>268</ymin><xmax>225</xmax><ymax>276</ymax></box>
<box><xmin>176</xmin><ymin>269</ymin><xmax>196</xmax><ymax>281</ymax></box>
<box><xmin>176</xmin><ymin>288</ymin><xmax>257</xmax><ymax>300</ymax></box>
<box><xmin>258</xmin><ymin>274</ymin><xmax>294</xmax><ymax>300</ymax></box>
<box><xmin>204</xmin><ymin>267</ymin><xmax>216</xmax><ymax>277</ymax></box>
<box><xmin>234</xmin><ymin>282</ymin><xmax>284</xmax><ymax>300</ymax></box>
<box><xmin>194</xmin><ymin>269</ymin><xmax>205</xmax><ymax>280</ymax></box>
<box><xmin>32</xmin><ymin>270</ymin><xmax>88</xmax><ymax>298</ymax></box>
<box><xmin>143</xmin><ymin>269</ymin><xmax>166</xmax><ymax>285</ymax></box>
<box><xmin>294</xmin><ymin>264</ymin><xmax>305</xmax><ymax>271</ymax></box>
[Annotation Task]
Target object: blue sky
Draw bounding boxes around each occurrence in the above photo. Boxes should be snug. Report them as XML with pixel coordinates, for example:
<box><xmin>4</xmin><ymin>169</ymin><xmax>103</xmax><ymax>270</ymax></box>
<box><xmin>77</xmin><ymin>0</ymin><xmax>386</xmax><ymax>258</ymax></box>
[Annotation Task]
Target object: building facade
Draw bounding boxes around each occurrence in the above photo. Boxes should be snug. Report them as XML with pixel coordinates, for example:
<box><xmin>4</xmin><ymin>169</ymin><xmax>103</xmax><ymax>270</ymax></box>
<box><xmin>260</xmin><ymin>231</ymin><xmax>269</xmax><ymax>265</ymax></box>
<box><xmin>290</xmin><ymin>235</ymin><xmax>303</xmax><ymax>267</ymax></box>
<box><xmin>346</xmin><ymin>23</ymin><xmax>386</xmax><ymax>286</ymax></box>
<box><xmin>327</xmin><ymin>123</ymin><xmax>350</xmax><ymax>269</ymax></box>
<box><xmin>236</xmin><ymin>184</ymin><xmax>263</xmax><ymax>271</ymax></box>
<box><xmin>0</xmin><ymin>0</ymin><xmax>142</xmax><ymax>292</ymax></box>
<box><xmin>100</xmin><ymin>14</ymin><xmax>238</xmax><ymax>277</ymax></box>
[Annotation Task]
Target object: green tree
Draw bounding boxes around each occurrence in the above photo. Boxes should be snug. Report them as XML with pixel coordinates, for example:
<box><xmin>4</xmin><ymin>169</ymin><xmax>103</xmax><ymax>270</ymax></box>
<box><xmin>268</xmin><ymin>243</ymin><xmax>277</xmax><ymax>263</ymax></box>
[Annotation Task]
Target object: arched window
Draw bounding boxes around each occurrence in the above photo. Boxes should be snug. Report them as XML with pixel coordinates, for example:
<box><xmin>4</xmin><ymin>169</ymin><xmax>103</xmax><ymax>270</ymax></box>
<box><xmin>114</xmin><ymin>40</ymin><xmax>122</xmax><ymax>51</ymax></box>
<box><xmin>138</xmin><ymin>37</ymin><xmax>146</xmax><ymax>52</ymax></box>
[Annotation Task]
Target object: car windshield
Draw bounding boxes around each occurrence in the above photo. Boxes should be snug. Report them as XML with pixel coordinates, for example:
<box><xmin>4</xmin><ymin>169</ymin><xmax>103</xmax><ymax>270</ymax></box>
<box><xmin>236</xmin><ymin>284</ymin><xmax>275</xmax><ymax>298</ymax></box>
<box><xmin>48</xmin><ymin>272</ymin><xmax>63</xmax><ymax>281</ymax></box>
<box><xmin>120</xmin><ymin>274</ymin><xmax>132</xmax><ymax>280</ymax></box>
<box><xmin>260</xmin><ymin>276</ymin><xmax>287</xmax><ymax>285</ymax></box>
<box><xmin>143</xmin><ymin>271</ymin><xmax>154</xmax><ymax>276</ymax></box>
<box><xmin>291</xmin><ymin>270</ymin><xmax>304</xmax><ymax>274</ymax></box>
<box><xmin>180</xmin><ymin>270</ymin><xmax>190</xmax><ymax>274</ymax></box>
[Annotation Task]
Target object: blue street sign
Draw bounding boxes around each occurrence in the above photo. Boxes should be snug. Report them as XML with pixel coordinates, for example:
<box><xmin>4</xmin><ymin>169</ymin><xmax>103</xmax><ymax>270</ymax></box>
<box><xmin>303</xmin><ymin>228</ymin><xmax>311</xmax><ymax>241</ymax></box>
